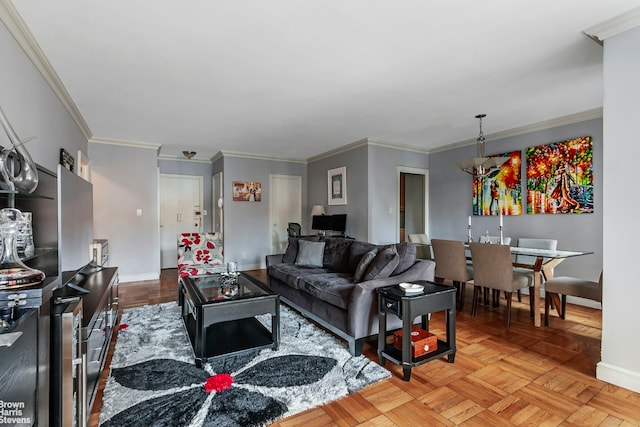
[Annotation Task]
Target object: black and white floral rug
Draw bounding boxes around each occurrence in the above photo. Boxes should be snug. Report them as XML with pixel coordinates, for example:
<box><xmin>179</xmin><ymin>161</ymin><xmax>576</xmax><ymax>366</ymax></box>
<box><xmin>99</xmin><ymin>302</ymin><xmax>390</xmax><ymax>426</ymax></box>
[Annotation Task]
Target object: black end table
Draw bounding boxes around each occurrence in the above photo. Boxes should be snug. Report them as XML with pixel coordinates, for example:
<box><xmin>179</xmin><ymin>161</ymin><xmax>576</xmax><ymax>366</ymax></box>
<box><xmin>179</xmin><ymin>272</ymin><xmax>279</xmax><ymax>368</ymax></box>
<box><xmin>377</xmin><ymin>281</ymin><xmax>456</xmax><ymax>381</ymax></box>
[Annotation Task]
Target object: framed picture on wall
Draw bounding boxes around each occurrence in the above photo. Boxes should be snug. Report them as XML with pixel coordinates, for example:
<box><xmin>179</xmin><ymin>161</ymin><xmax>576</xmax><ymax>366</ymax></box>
<box><xmin>232</xmin><ymin>181</ymin><xmax>262</xmax><ymax>201</ymax></box>
<box><xmin>327</xmin><ymin>166</ymin><xmax>347</xmax><ymax>205</ymax></box>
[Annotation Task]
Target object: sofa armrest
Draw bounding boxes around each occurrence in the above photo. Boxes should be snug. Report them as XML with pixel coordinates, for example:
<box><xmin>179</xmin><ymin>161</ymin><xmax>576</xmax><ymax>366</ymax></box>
<box><xmin>347</xmin><ymin>259</ymin><xmax>436</xmax><ymax>338</ymax></box>
<box><xmin>266</xmin><ymin>254</ymin><xmax>284</xmax><ymax>268</ymax></box>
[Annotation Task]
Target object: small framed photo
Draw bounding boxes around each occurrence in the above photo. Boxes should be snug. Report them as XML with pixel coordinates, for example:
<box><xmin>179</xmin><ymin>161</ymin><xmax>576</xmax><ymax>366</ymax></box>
<box><xmin>232</xmin><ymin>181</ymin><xmax>262</xmax><ymax>201</ymax></box>
<box><xmin>327</xmin><ymin>166</ymin><xmax>347</xmax><ymax>205</ymax></box>
<box><xmin>60</xmin><ymin>148</ymin><xmax>74</xmax><ymax>172</ymax></box>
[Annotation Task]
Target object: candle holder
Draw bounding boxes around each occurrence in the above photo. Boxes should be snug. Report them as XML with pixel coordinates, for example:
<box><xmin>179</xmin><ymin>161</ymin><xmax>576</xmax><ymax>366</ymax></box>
<box><xmin>467</xmin><ymin>225</ymin><xmax>473</xmax><ymax>243</ymax></box>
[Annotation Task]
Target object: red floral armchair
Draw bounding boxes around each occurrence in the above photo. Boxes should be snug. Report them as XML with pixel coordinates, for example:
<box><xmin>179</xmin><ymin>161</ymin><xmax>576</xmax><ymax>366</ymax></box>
<box><xmin>177</xmin><ymin>232</ymin><xmax>224</xmax><ymax>277</ymax></box>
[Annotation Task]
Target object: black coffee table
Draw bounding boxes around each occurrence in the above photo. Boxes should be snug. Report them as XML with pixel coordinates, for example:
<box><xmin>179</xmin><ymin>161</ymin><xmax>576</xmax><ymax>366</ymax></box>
<box><xmin>179</xmin><ymin>272</ymin><xmax>280</xmax><ymax>368</ymax></box>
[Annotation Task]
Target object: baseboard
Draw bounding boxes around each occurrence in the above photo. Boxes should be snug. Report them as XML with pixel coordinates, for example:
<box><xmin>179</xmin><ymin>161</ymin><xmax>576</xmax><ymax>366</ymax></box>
<box><xmin>521</xmin><ymin>289</ymin><xmax>602</xmax><ymax>310</ymax></box>
<box><xmin>597</xmin><ymin>361</ymin><xmax>640</xmax><ymax>393</ymax></box>
<box><xmin>240</xmin><ymin>262</ymin><xmax>264</xmax><ymax>271</ymax></box>
<box><xmin>119</xmin><ymin>272</ymin><xmax>160</xmax><ymax>283</ymax></box>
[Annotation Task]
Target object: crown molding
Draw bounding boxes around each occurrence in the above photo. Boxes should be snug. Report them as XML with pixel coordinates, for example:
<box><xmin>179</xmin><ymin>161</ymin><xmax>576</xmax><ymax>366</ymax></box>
<box><xmin>213</xmin><ymin>150</ymin><xmax>307</xmax><ymax>164</ymax></box>
<box><xmin>428</xmin><ymin>108</ymin><xmax>603</xmax><ymax>154</ymax></box>
<box><xmin>0</xmin><ymin>0</ymin><xmax>93</xmax><ymax>140</ymax></box>
<box><xmin>583</xmin><ymin>6</ymin><xmax>640</xmax><ymax>43</ymax></box>
<box><xmin>306</xmin><ymin>138</ymin><xmax>370</xmax><ymax>163</ymax></box>
<box><xmin>89</xmin><ymin>136</ymin><xmax>162</xmax><ymax>155</ymax></box>
<box><xmin>157</xmin><ymin>154</ymin><xmax>212</xmax><ymax>164</ymax></box>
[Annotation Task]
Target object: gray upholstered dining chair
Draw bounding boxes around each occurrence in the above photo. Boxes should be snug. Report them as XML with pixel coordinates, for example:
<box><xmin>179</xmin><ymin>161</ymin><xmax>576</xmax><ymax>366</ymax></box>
<box><xmin>478</xmin><ymin>235</ymin><xmax>511</xmax><ymax>245</ymax></box>
<box><xmin>469</xmin><ymin>242</ymin><xmax>534</xmax><ymax>326</ymax></box>
<box><xmin>430</xmin><ymin>239</ymin><xmax>473</xmax><ymax>312</ymax></box>
<box><xmin>512</xmin><ymin>238</ymin><xmax>558</xmax><ymax>303</ymax></box>
<box><xmin>544</xmin><ymin>271</ymin><xmax>602</xmax><ymax>326</ymax></box>
<box><xmin>408</xmin><ymin>233</ymin><xmax>432</xmax><ymax>260</ymax></box>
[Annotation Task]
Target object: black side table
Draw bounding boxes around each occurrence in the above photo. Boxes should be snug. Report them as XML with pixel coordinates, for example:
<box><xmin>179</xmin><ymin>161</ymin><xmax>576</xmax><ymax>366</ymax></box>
<box><xmin>377</xmin><ymin>281</ymin><xmax>456</xmax><ymax>381</ymax></box>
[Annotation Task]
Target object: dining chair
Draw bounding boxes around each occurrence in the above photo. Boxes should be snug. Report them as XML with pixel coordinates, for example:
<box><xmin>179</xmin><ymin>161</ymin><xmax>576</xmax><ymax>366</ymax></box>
<box><xmin>512</xmin><ymin>238</ymin><xmax>558</xmax><ymax>303</ymax></box>
<box><xmin>430</xmin><ymin>239</ymin><xmax>473</xmax><ymax>312</ymax></box>
<box><xmin>287</xmin><ymin>222</ymin><xmax>302</xmax><ymax>237</ymax></box>
<box><xmin>408</xmin><ymin>233</ymin><xmax>432</xmax><ymax>260</ymax></box>
<box><xmin>469</xmin><ymin>242</ymin><xmax>534</xmax><ymax>326</ymax></box>
<box><xmin>478</xmin><ymin>235</ymin><xmax>512</xmax><ymax>245</ymax></box>
<box><xmin>544</xmin><ymin>271</ymin><xmax>602</xmax><ymax>326</ymax></box>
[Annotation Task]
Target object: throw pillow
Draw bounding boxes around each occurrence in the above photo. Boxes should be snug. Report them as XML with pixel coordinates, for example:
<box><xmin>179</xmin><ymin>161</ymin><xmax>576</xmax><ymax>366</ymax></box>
<box><xmin>392</xmin><ymin>242</ymin><xmax>418</xmax><ymax>275</ymax></box>
<box><xmin>363</xmin><ymin>246</ymin><xmax>400</xmax><ymax>281</ymax></box>
<box><xmin>283</xmin><ymin>236</ymin><xmax>319</xmax><ymax>263</ymax></box>
<box><xmin>295</xmin><ymin>240</ymin><xmax>326</xmax><ymax>267</ymax></box>
<box><xmin>353</xmin><ymin>248</ymin><xmax>378</xmax><ymax>283</ymax></box>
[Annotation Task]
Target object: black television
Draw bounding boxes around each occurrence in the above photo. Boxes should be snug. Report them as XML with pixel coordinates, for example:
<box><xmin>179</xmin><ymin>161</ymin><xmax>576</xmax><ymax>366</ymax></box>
<box><xmin>330</xmin><ymin>214</ymin><xmax>347</xmax><ymax>233</ymax></box>
<box><xmin>311</xmin><ymin>215</ymin><xmax>331</xmax><ymax>231</ymax></box>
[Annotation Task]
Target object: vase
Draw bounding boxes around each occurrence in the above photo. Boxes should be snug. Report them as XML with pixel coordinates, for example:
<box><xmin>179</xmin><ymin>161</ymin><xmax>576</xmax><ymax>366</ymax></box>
<box><xmin>0</xmin><ymin>208</ymin><xmax>45</xmax><ymax>289</ymax></box>
<box><xmin>0</xmin><ymin>107</ymin><xmax>39</xmax><ymax>193</ymax></box>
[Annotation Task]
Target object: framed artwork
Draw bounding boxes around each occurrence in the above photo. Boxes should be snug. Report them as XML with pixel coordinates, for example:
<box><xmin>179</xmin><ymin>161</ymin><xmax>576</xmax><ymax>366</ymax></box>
<box><xmin>526</xmin><ymin>136</ymin><xmax>593</xmax><ymax>214</ymax></box>
<box><xmin>232</xmin><ymin>181</ymin><xmax>262</xmax><ymax>202</ymax></box>
<box><xmin>327</xmin><ymin>166</ymin><xmax>347</xmax><ymax>205</ymax></box>
<box><xmin>473</xmin><ymin>150</ymin><xmax>522</xmax><ymax>216</ymax></box>
<box><xmin>60</xmin><ymin>148</ymin><xmax>74</xmax><ymax>172</ymax></box>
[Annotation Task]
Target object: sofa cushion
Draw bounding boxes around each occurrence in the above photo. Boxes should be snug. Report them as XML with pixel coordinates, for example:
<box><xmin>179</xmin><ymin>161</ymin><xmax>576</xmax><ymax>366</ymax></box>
<box><xmin>363</xmin><ymin>246</ymin><xmax>400</xmax><ymax>281</ymax></box>
<box><xmin>392</xmin><ymin>242</ymin><xmax>417</xmax><ymax>275</ymax></box>
<box><xmin>283</xmin><ymin>236</ymin><xmax>319</xmax><ymax>263</ymax></box>
<box><xmin>348</xmin><ymin>241</ymin><xmax>379</xmax><ymax>272</ymax></box>
<box><xmin>354</xmin><ymin>248</ymin><xmax>378</xmax><ymax>283</ymax></box>
<box><xmin>268</xmin><ymin>263</ymin><xmax>328</xmax><ymax>289</ymax></box>
<box><xmin>322</xmin><ymin>237</ymin><xmax>353</xmax><ymax>272</ymax></box>
<box><xmin>295</xmin><ymin>240</ymin><xmax>326</xmax><ymax>267</ymax></box>
<box><xmin>298</xmin><ymin>273</ymin><xmax>355</xmax><ymax>310</ymax></box>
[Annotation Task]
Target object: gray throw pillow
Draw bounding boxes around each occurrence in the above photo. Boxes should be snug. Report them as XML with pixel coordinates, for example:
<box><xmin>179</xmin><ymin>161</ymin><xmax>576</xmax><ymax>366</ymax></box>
<box><xmin>363</xmin><ymin>246</ymin><xmax>400</xmax><ymax>281</ymax></box>
<box><xmin>295</xmin><ymin>240</ymin><xmax>326</xmax><ymax>267</ymax></box>
<box><xmin>353</xmin><ymin>248</ymin><xmax>378</xmax><ymax>283</ymax></box>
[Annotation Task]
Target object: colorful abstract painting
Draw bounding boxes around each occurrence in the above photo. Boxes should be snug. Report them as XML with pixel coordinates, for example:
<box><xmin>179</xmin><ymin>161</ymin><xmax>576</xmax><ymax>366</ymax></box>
<box><xmin>525</xmin><ymin>136</ymin><xmax>593</xmax><ymax>214</ymax></box>
<box><xmin>473</xmin><ymin>150</ymin><xmax>522</xmax><ymax>216</ymax></box>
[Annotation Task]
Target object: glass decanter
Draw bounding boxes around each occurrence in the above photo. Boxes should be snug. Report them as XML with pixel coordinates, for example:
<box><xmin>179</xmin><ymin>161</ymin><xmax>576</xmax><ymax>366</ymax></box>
<box><xmin>0</xmin><ymin>208</ymin><xmax>45</xmax><ymax>289</ymax></box>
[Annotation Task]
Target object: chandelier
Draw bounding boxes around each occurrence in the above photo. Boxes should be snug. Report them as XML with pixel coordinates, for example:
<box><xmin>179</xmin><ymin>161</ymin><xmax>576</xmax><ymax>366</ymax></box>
<box><xmin>457</xmin><ymin>114</ymin><xmax>508</xmax><ymax>177</ymax></box>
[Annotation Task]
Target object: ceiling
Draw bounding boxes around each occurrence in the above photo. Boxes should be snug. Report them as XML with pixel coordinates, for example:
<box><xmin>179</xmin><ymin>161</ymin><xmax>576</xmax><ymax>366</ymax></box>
<box><xmin>5</xmin><ymin>1</ymin><xmax>640</xmax><ymax>161</ymax></box>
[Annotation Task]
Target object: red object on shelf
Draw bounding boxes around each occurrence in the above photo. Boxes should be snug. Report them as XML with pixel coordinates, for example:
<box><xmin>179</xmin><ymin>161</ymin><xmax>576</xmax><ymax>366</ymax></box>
<box><xmin>393</xmin><ymin>327</ymin><xmax>438</xmax><ymax>357</ymax></box>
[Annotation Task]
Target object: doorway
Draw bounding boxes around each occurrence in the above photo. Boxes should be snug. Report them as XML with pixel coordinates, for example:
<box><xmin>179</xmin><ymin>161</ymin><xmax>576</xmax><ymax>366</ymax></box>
<box><xmin>269</xmin><ymin>174</ymin><xmax>302</xmax><ymax>254</ymax></box>
<box><xmin>159</xmin><ymin>174</ymin><xmax>203</xmax><ymax>268</ymax></box>
<box><xmin>398</xmin><ymin>167</ymin><xmax>428</xmax><ymax>242</ymax></box>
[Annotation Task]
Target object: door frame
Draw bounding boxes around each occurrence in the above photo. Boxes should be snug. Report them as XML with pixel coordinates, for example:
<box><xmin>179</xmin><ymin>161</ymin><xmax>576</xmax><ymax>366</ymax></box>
<box><xmin>269</xmin><ymin>174</ymin><xmax>302</xmax><ymax>255</ymax></box>
<box><xmin>158</xmin><ymin>172</ymin><xmax>204</xmax><ymax>268</ymax></box>
<box><xmin>396</xmin><ymin>166</ymin><xmax>429</xmax><ymax>243</ymax></box>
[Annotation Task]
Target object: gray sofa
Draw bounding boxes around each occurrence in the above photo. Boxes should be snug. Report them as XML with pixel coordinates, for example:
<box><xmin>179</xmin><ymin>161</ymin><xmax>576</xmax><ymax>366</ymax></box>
<box><xmin>266</xmin><ymin>236</ymin><xmax>436</xmax><ymax>355</ymax></box>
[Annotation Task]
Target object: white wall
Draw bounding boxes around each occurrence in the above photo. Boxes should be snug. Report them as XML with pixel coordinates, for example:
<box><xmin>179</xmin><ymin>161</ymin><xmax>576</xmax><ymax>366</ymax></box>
<box><xmin>0</xmin><ymin>20</ymin><xmax>87</xmax><ymax>173</ymax></box>
<box><xmin>222</xmin><ymin>155</ymin><xmax>306</xmax><ymax>269</ymax></box>
<box><xmin>598</xmin><ymin>25</ymin><xmax>640</xmax><ymax>393</ymax></box>
<box><xmin>89</xmin><ymin>142</ymin><xmax>160</xmax><ymax>282</ymax></box>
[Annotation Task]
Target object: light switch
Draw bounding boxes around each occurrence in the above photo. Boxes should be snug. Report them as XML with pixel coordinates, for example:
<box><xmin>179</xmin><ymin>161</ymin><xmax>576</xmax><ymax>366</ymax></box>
<box><xmin>203</xmin><ymin>210</ymin><xmax>208</xmax><ymax>216</ymax></box>
<box><xmin>177</xmin><ymin>213</ymin><xmax>182</xmax><ymax>222</ymax></box>
<box><xmin>136</xmin><ymin>209</ymin><xmax>142</xmax><ymax>216</ymax></box>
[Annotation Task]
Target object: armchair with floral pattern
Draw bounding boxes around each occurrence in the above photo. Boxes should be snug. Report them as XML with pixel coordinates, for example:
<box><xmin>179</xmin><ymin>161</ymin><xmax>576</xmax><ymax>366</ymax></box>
<box><xmin>177</xmin><ymin>232</ymin><xmax>224</xmax><ymax>277</ymax></box>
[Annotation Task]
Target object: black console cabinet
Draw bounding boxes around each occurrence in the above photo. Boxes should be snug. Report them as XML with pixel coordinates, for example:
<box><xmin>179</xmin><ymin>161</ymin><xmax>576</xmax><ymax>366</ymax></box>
<box><xmin>52</xmin><ymin>266</ymin><xmax>119</xmax><ymax>426</ymax></box>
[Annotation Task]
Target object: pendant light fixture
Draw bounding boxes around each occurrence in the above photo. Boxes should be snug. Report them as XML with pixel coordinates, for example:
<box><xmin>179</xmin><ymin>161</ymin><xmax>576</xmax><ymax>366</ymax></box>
<box><xmin>457</xmin><ymin>114</ymin><xmax>508</xmax><ymax>177</ymax></box>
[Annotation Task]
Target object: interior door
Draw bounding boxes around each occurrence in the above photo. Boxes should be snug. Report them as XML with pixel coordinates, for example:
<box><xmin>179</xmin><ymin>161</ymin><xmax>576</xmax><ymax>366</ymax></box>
<box><xmin>269</xmin><ymin>174</ymin><xmax>302</xmax><ymax>254</ymax></box>
<box><xmin>397</xmin><ymin>167</ymin><xmax>429</xmax><ymax>242</ymax></box>
<box><xmin>159</xmin><ymin>174</ymin><xmax>203</xmax><ymax>268</ymax></box>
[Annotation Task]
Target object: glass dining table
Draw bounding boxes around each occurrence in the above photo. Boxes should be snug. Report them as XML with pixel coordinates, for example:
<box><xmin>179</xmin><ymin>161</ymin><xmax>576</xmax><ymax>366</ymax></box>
<box><xmin>466</xmin><ymin>245</ymin><xmax>594</xmax><ymax>327</ymax></box>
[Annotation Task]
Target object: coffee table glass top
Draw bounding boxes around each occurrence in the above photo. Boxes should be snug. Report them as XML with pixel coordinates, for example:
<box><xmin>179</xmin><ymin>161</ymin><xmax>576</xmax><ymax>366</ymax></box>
<box><xmin>189</xmin><ymin>273</ymin><xmax>273</xmax><ymax>303</ymax></box>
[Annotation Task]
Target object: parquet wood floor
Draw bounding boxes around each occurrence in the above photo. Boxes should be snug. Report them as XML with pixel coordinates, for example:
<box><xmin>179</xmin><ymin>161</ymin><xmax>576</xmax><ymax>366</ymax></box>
<box><xmin>89</xmin><ymin>270</ymin><xmax>640</xmax><ymax>426</ymax></box>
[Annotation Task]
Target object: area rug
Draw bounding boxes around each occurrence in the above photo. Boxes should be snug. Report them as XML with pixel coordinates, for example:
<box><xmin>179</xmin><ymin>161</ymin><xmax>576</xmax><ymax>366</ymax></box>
<box><xmin>99</xmin><ymin>302</ymin><xmax>390</xmax><ymax>426</ymax></box>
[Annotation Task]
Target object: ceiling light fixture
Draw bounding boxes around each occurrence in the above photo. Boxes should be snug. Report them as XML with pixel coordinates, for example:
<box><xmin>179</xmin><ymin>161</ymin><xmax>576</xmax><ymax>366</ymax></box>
<box><xmin>457</xmin><ymin>114</ymin><xmax>508</xmax><ymax>177</ymax></box>
<box><xmin>182</xmin><ymin>150</ymin><xmax>196</xmax><ymax>160</ymax></box>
